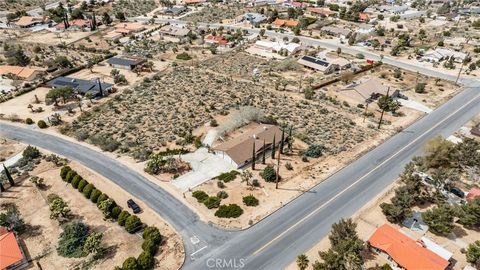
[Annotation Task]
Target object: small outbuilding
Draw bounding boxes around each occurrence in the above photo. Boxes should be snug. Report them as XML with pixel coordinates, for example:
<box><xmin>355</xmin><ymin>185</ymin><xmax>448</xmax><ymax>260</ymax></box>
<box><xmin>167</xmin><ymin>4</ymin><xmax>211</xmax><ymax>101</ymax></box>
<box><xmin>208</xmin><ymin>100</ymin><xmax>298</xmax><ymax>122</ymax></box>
<box><xmin>107</xmin><ymin>57</ymin><xmax>146</xmax><ymax>70</ymax></box>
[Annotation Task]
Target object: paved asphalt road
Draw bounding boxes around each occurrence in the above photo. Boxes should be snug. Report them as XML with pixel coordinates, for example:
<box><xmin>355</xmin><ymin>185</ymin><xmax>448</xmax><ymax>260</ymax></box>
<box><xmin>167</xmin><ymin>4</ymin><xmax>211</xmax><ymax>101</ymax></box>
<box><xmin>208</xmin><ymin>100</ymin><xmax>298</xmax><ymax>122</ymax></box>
<box><xmin>2</xmin><ymin>19</ymin><xmax>480</xmax><ymax>269</ymax></box>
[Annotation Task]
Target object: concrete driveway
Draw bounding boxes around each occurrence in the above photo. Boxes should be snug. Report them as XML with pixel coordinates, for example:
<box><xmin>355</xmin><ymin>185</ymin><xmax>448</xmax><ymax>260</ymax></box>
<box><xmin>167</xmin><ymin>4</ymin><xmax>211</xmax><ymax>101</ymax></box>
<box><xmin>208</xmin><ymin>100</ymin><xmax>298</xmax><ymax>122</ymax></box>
<box><xmin>172</xmin><ymin>148</ymin><xmax>236</xmax><ymax>192</ymax></box>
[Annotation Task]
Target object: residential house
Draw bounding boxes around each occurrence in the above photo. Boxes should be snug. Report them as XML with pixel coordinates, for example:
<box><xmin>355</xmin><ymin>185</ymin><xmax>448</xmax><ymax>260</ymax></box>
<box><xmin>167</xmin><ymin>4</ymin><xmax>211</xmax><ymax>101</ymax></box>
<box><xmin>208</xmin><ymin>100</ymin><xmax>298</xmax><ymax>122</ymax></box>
<box><xmin>289</xmin><ymin>1</ymin><xmax>309</xmax><ymax>8</ymax></box>
<box><xmin>164</xmin><ymin>6</ymin><xmax>188</xmax><ymax>16</ymax></box>
<box><xmin>344</xmin><ymin>77</ymin><xmax>398</xmax><ymax>101</ymax></box>
<box><xmin>368</xmin><ymin>224</ymin><xmax>450</xmax><ymax>270</ymax></box>
<box><xmin>46</xmin><ymin>77</ymin><xmax>113</xmax><ymax>97</ymax></box>
<box><xmin>241</xmin><ymin>13</ymin><xmax>267</xmax><ymax>24</ymax></box>
<box><xmin>204</xmin><ymin>34</ymin><xmax>229</xmax><ymax>47</ymax></box>
<box><xmin>470</xmin><ymin>126</ymin><xmax>480</xmax><ymax>137</ymax></box>
<box><xmin>321</xmin><ymin>26</ymin><xmax>352</xmax><ymax>39</ymax></box>
<box><xmin>158</xmin><ymin>25</ymin><xmax>191</xmax><ymax>38</ymax></box>
<box><xmin>272</xmin><ymin>18</ymin><xmax>299</xmax><ymax>28</ymax></box>
<box><xmin>254</xmin><ymin>40</ymin><xmax>301</xmax><ymax>55</ymax></box>
<box><xmin>422</xmin><ymin>48</ymin><xmax>466</xmax><ymax>63</ymax></box>
<box><xmin>377</xmin><ymin>5</ymin><xmax>409</xmax><ymax>14</ymax></box>
<box><xmin>297</xmin><ymin>55</ymin><xmax>350</xmax><ymax>74</ymax></box>
<box><xmin>466</xmin><ymin>187</ymin><xmax>480</xmax><ymax>200</ymax></box>
<box><xmin>105</xmin><ymin>22</ymin><xmax>146</xmax><ymax>41</ymax></box>
<box><xmin>0</xmin><ymin>65</ymin><xmax>46</xmax><ymax>81</ymax></box>
<box><xmin>249</xmin><ymin>0</ymin><xmax>279</xmax><ymax>7</ymax></box>
<box><xmin>0</xmin><ymin>227</ymin><xmax>26</xmax><ymax>270</ymax></box>
<box><xmin>357</xmin><ymin>23</ymin><xmax>375</xmax><ymax>35</ymax></box>
<box><xmin>56</xmin><ymin>19</ymin><xmax>92</xmax><ymax>31</ymax></box>
<box><xmin>306</xmin><ymin>7</ymin><xmax>337</xmax><ymax>17</ymax></box>
<box><xmin>107</xmin><ymin>57</ymin><xmax>146</xmax><ymax>70</ymax></box>
<box><xmin>213</xmin><ymin>124</ymin><xmax>285</xmax><ymax>168</ymax></box>
<box><xmin>14</xmin><ymin>16</ymin><xmax>46</xmax><ymax>28</ymax></box>
<box><xmin>419</xmin><ymin>237</ymin><xmax>453</xmax><ymax>262</ymax></box>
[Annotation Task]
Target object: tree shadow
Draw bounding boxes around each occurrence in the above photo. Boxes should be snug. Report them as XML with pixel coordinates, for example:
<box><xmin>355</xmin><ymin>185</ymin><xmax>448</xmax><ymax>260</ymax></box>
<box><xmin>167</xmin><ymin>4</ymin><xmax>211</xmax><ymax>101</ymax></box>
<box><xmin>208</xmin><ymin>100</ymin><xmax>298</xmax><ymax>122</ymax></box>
<box><xmin>452</xmin><ymin>225</ymin><xmax>468</xmax><ymax>238</ymax></box>
<box><xmin>95</xmin><ymin>244</ymin><xmax>119</xmax><ymax>261</ymax></box>
<box><xmin>20</xmin><ymin>224</ymin><xmax>43</xmax><ymax>238</ymax></box>
<box><xmin>277</xmin><ymin>187</ymin><xmax>317</xmax><ymax>194</ymax></box>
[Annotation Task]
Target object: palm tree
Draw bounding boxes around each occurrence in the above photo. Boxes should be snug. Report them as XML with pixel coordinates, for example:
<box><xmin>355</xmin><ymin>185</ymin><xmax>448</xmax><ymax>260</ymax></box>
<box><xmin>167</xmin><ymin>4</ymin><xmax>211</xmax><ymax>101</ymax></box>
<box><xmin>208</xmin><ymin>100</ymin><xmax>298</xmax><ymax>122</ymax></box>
<box><xmin>296</xmin><ymin>254</ymin><xmax>309</xmax><ymax>270</ymax></box>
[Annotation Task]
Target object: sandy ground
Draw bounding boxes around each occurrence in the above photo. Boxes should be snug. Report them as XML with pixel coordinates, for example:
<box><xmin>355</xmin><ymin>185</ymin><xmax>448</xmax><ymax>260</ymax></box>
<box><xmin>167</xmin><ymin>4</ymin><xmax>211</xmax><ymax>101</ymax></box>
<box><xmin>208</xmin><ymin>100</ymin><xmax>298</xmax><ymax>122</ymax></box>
<box><xmin>0</xmin><ymin>144</ymin><xmax>184</xmax><ymax>270</ymax></box>
<box><xmin>0</xmin><ymin>138</ymin><xmax>25</xmax><ymax>161</ymax></box>
<box><xmin>21</xmin><ymin>30</ymin><xmax>96</xmax><ymax>46</ymax></box>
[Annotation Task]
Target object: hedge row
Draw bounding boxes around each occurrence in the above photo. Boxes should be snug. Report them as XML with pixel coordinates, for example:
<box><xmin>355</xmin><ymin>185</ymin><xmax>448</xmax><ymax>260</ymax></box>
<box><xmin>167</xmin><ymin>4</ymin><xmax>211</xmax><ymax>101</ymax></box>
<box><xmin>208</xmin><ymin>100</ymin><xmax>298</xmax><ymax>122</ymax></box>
<box><xmin>59</xmin><ymin>166</ymin><xmax>162</xmax><ymax>270</ymax></box>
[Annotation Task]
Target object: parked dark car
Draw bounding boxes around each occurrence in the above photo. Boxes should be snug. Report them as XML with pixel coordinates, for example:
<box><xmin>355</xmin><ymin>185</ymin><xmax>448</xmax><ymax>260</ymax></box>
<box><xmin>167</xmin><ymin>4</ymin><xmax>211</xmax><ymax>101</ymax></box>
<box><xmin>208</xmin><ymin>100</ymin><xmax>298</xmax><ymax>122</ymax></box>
<box><xmin>127</xmin><ymin>199</ymin><xmax>141</xmax><ymax>213</ymax></box>
<box><xmin>450</xmin><ymin>187</ymin><xmax>465</xmax><ymax>198</ymax></box>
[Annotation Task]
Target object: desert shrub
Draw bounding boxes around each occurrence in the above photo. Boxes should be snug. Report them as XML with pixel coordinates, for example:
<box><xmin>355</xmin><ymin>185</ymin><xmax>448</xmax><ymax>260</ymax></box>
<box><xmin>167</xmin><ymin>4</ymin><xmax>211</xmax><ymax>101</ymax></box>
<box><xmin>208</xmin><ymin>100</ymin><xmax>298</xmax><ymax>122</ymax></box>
<box><xmin>77</xmin><ymin>179</ymin><xmax>88</xmax><ymax>192</ymax></box>
<box><xmin>118</xmin><ymin>210</ymin><xmax>131</xmax><ymax>226</ymax></box>
<box><xmin>415</xmin><ymin>83</ymin><xmax>426</xmax><ymax>93</ymax></box>
<box><xmin>96</xmin><ymin>194</ymin><xmax>109</xmax><ymax>207</ymax></box>
<box><xmin>260</xmin><ymin>166</ymin><xmax>277</xmax><ymax>182</ymax></box>
<box><xmin>243</xmin><ymin>195</ymin><xmax>259</xmax><ymax>207</ymax></box>
<box><xmin>111</xmin><ymin>206</ymin><xmax>122</xmax><ymax>219</ymax></box>
<box><xmin>71</xmin><ymin>176</ymin><xmax>80</xmax><ymax>188</ymax></box>
<box><xmin>0</xmin><ymin>204</ymin><xmax>25</xmax><ymax>232</ymax></box>
<box><xmin>217</xmin><ymin>191</ymin><xmax>228</xmax><ymax>199</ymax></box>
<box><xmin>57</xmin><ymin>221</ymin><xmax>89</xmax><ymax>258</ymax></box>
<box><xmin>217</xmin><ymin>181</ymin><xmax>225</xmax><ymax>188</ymax></box>
<box><xmin>252</xmin><ymin>179</ymin><xmax>260</xmax><ymax>187</ymax></box>
<box><xmin>192</xmin><ymin>190</ymin><xmax>209</xmax><ymax>203</ymax></box>
<box><xmin>285</xmin><ymin>162</ymin><xmax>293</xmax><ymax>170</ymax></box>
<box><xmin>302</xmin><ymin>144</ymin><xmax>324</xmax><ymax>158</ymax></box>
<box><xmin>142</xmin><ymin>238</ymin><xmax>159</xmax><ymax>255</ymax></box>
<box><xmin>214</xmin><ymin>204</ymin><xmax>243</xmax><ymax>218</ymax></box>
<box><xmin>60</xmin><ymin>166</ymin><xmax>72</xmax><ymax>180</ymax></box>
<box><xmin>176</xmin><ymin>52</ymin><xmax>192</xmax><ymax>60</ymax></box>
<box><xmin>37</xmin><ymin>120</ymin><xmax>47</xmax><ymax>128</ymax></box>
<box><xmin>203</xmin><ymin>196</ymin><xmax>221</xmax><ymax>209</ymax></box>
<box><xmin>125</xmin><ymin>215</ymin><xmax>142</xmax><ymax>233</ymax></box>
<box><xmin>23</xmin><ymin>145</ymin><xmax>41</xmax><ymax>160</ymax></box>
<box><xmin>65</xmin><ymin>170</ymin><xmax>77</xmax><ymax>183</ymax></box>
<box><xmin>122</xmin><ymin>257</ymin><xmax>139</xmax><ymax>270</ymax></box>
<box><xmin>99</xmin><ymin>198</ymin><xmax>115</xmax><ymax>217</ymax></box>
<box><xmin>216</xmin><ymin>170</ymin><xmax>239</xmax><ymax>182</ymax></box>
<box><xmin>25</xmin><ymin>118</ymin><xmax>34</xmax><ymax>124</ymax></box>
<box><xmin>90</xmin><ymin>189</ymin><xmax>102</xmax><ymax>203</ymax></box>
<box><xmin>82</xmin><ymin>183</ymin><xmax>95</xmax><ymax>198</ymax></box>
<box><xmin>137</xmin><ymin>251</ymin><xmax>154</xmax><ymax>270</ymax></box>
<box><xmin>49</xmin><ymin>197</ymin><xmax>71</xmax><ymax>221</ymax></box>
<box><xmin>143</xmin><ymin>226</ymin><xmax>162</xmax><ymax>244</ymax></box>
<box><xmin>69</xmin><ymin>174</ymin><xmax>81</xmax><ymax>185</ymax></box>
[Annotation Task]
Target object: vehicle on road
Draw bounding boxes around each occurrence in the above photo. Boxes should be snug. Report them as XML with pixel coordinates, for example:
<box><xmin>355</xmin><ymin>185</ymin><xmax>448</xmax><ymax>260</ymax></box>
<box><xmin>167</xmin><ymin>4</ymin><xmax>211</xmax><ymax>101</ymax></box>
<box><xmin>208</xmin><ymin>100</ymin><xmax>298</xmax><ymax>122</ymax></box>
<box><xmin>127</xmin><ymin>199</ymin><xmax>142</xmax><ymax>213</ymax></box>
<box><xmin>450</xmin><ymin>187</ymin><xmax>465</xmax><ymax>198</ymax></box>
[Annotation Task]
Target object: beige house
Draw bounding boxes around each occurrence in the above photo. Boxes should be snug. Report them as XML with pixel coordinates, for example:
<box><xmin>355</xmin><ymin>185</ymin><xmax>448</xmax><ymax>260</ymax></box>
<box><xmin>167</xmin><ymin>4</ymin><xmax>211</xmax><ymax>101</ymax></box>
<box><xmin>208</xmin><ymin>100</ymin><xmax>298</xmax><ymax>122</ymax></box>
<box><xmin>0</xmin><ymin>65</ymin><xmax>46</xmax><ymax>81</ymax></box>
<box><xmin>344</xmin><ymin>77</ymin><xmax>398</xmax><ymax>101</ymax></box>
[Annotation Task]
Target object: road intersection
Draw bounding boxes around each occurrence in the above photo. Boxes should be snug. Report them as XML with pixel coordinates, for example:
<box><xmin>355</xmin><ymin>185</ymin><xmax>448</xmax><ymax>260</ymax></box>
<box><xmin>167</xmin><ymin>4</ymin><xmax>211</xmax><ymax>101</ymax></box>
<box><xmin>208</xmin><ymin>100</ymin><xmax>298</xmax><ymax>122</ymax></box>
<box><xmin>1</xmin><ymin>21</ymin><xmax>480</xmax><ymax>269</ymax></box>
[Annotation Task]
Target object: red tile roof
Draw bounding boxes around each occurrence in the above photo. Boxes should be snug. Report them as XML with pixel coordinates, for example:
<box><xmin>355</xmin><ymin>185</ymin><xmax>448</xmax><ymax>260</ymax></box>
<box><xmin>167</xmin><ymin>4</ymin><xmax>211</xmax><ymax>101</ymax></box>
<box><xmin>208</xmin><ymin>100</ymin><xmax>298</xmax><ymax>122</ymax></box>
<box><xmin>205</xmin><ymin>34</ymin><xmax>228</xmax><ymax>45</ymax></box>
<box><xmin>272</xmin><ymin>18</ymin><xmax>299</xmax><ymax>27</ymax></box>
<box><xmin>56</xmin><ymin>19</ymin><xmax>91</xmax><ymax>29</ymax></box>
<box><xmin>368</xmin><ymin>224</ymin><xmax>449</xmax><ymax>270</ymax></box>
<box><xmin>359</xmin><ymin>12</ymin><xmax>369</xmax><ymax>21</ymax></box>
<box><xmin>466</xmin><ymin>188</ymin><xmax>480</xmax><ymax>201</ymax></box>
<box><xmin>0</xmin><ymin>228</ymin><xmax>23</xmax><ymax>269</ymax></box>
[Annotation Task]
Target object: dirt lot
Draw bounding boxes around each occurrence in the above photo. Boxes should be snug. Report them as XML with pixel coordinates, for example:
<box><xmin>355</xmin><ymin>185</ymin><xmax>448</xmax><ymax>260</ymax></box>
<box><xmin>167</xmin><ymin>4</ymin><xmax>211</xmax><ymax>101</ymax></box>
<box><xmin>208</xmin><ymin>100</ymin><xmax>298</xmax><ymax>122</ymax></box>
<box><xmin>0</xmin><ymin>143</ymin><xmax>184</xmax><ymax>270</ymax></box>
<box><xmin>0</xmin><ymin>137</ymin><xmax>25</xmax><ymax>161</ymax></box>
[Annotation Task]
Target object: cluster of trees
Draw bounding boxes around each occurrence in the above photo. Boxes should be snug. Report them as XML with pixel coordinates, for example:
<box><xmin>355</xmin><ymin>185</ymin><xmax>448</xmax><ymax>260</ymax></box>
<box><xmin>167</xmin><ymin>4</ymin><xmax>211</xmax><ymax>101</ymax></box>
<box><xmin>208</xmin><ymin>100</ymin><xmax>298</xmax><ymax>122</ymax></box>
<box><xmin>144</xmin><ymin>155</ymin><xmax>187</xmax><ymax>175</ymax></box>
<box><xmin>0</xmin><ymin>204</ymin><xmax>25</xmax><ymax>232</ymax></box>
<box><xmin>4</xmin><ymin>44</ymin><xmax>30</xmax><ymax>66</ymax></box>
<box><xmin>304</xmin><ymin>218</ymin><xmax>364</xmax><ymax>269</ymax></box>
<box><xmin>48</xmin><ymin>194</ymin><xmax>71</xmax><ymax>222</ymax></box>
<box><xmin>60</xmin><ymin>166</ymin><xmax>163</xmax><ymax>269</ymax></box>
<box><xmin>57</xmin><ymin>221</ymin><xmax>103</xmax><ymax>258</ymax></box>
<box><xmin>381</xmin><ymin>136</ymin><xmax>480</xmax><ymax>236</ymax></box>
<box><xmin>46</xmin><ymin>86</ymin><xmax>74</xmax><ymax>106</ymax></box>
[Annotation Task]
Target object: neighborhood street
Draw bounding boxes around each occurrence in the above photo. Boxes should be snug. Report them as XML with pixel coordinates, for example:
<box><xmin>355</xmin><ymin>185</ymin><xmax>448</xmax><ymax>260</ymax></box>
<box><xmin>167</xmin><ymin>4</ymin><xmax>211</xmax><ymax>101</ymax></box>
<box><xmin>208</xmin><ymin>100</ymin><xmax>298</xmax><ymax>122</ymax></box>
<box><xmin>1</xmin><ymin>19</ymin><xmax>480</xmax><ymax>269</ymax></box>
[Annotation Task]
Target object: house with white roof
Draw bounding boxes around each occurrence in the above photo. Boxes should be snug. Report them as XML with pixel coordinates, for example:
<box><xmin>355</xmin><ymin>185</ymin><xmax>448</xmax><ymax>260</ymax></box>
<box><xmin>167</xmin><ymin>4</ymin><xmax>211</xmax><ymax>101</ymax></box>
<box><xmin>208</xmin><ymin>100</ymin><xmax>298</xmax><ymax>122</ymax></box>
<box><xmin>254</xmin><ymin>40</ymin><xmax>301</xmax><ymax>55</ymax></box>
<box><xmin>422</xmin><ymin>48</ymin><xmax>466</xmax><ymax>63</ymax></box>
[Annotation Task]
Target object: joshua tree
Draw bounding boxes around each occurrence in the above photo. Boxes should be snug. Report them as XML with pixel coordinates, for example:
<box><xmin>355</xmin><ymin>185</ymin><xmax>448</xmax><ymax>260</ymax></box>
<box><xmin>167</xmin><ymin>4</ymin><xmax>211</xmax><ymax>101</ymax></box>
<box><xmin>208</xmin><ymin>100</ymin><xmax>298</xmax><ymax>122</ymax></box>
<box><xmin>241</xmin><ymin>170</ymin><xmax>253</xmax><ymax>187</ymax></box>
<box><xmin>27</xmin><ymin>104</ymin><xmax>34</xmax><ymax>112</ymax></box>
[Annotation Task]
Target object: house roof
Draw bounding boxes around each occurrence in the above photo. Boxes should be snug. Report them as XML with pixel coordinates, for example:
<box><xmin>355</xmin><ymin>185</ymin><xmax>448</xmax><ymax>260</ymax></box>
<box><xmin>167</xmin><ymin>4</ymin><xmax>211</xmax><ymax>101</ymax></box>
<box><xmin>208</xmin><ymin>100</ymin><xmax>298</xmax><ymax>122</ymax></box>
<box><xmin>46</xmin><ymin>76</ymin><xmax>113</xmax><ymax>95</ymax></box>
<box><xmin>114</xmin><ymin>22</ymin><xmax>145</xmax><ymax>32</ymax></box>
<box><xmin>0</xmin><ymin>228</ymin><xmax>23</xmax><ymax>269</ymax></box>
<box><xmin>466</xmin><ymin>188</ymin><xmax>480</xmax><ymax>200</ymax></box>
<box><xmin>419</xmin><ymin>237</ymin><xmax>453</xmax><ymax>261</ymax></box>
<box><xmin>107</xmin><ymin>57</ymin><xmax>145</xmax><ymax>67</ymax></box>
<box><xmin>346</xmin><ymin>77</ymin><xmax>389</xmax><ymax>99</ymax></box>
<box><xmin>471</xmin><ymin>127</ymin><xmax>480</xmax><ymax>137</ymax></box>
<box><xmin>159</xmin><ymin>25</ymin><xmax>191</xmax><ymax>37</ymax></box>
<box><xmin>184</xmin><ymin>0</ymin><xmax>206</xmax><ymax>4</ymax></box>
<box><xmin>205</xmin><ymin>34</ymin><xmax>228</xmax><ymax>45</ymax></box>
<box><xmin>56</xmin><ymin>19</ymin><xmax>91</xmax><ymax>29</ymax></box>
<box><xmin>368</xmin><ymin>224</ymin><xmax>450</xmax><ymax>270</ymax></box>
<box><xmin>272</xmin><ymin>18</ymin><xmax>299</xmax><ymax>27</ymax></box>
<box><xmin>214</xmin><ymin>124</ymin><xmax>283</xmax><ymax>166</ymax></box>
<box><xmin>306</xmin><ymin>7</ymin><xmax>336</xmax><ymax>15</ymax></box>
<box><xmin>243</xmin><ymin>13</ymin><xmax>267</xmax><ymax>23</ymax></box>
<box><xmin>15</xmin><ymin>16</ymin><xmax>44</xmax><ymax>27</ymax></box>
<box><xmin>255</xmin><ymin>40</ymin><xmax>301</xmax><ymax>53</ymax></box>
<box><xmin>321</xmin><ymin>26</ymin><xmax>351</xmax><ymax>37</ymax></box>
<box><xmin>298</xmin><ymin>55</ymin><xmax>331</xmax><ymax>71</ymax></box>
<box><xmin>165</xmin><ymin>6</ymin><xmax>188</xmax><ymax>15</ymax></box>
<box><xmin>0</xmin><ymin>65</ymin><xmax>45</xmax><ymax>79</ymax></box>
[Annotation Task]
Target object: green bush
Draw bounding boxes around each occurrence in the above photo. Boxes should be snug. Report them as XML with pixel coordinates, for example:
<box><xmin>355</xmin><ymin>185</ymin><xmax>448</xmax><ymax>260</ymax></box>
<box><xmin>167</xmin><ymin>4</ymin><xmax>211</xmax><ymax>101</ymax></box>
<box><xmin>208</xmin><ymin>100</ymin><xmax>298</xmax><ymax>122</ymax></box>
<box><xmin>137</xmin><ymin>251</ymin><xmax>154</xmax><ymax>270</ymax></box>
<box><xmin>111</xmin><ymin>206</ymin><xmax>122</xmax><ymax>219</ymax></box>
<box><xmin>302</xmin><ymin>144</ymin><xmax>325</xmax><ymax>158</ymax></box>
<box><xmin>37</xmin><ymin>120</ymin><xmax>47</xmax><ymax>128</ymax></box>
<box><xmin>142</xmin><ymin>238</ymin><xmax>159</xmax><ymax>255</ymax></box>
<box><xmin>77</xmin><ymin>179</ymin><xmax>88</xmax><ymax>192</ymax></box>
<box><xmin>142</xmin><ymin>226</ymin><xmax>162</xmax><ymax>244</ymax></box>
<box><xmin>96</xmin><ymin>194</ymin><xmax>109</xmax><ymax>207</ymax></box>
<box><xmin>82</xmin><ymin>183</ymin><xmax>95</xmax><ymax>198</ymax></box>
<box><xmin>415</xmin><ymin>83</ymin><xmax>426</xmax><ymax>93</ymax></box>
<box><xmin>216</xmin><ymin>170</ymin><xmax>239</xmax><ymax>182</ymax></box>
<box><xmin>71</xmin><ymin>175</ymin><xmax>81</xmax><ymax>185</ymax></box>
<box><xmin>243</xmin><ymin>195</ymin><xmax>259</xmax><ymax>207</ymax></box>
<box><xmin>65</xmin><ymin>170</ymin><xmax>77</xmax><ymax>183</ymax></box>
<box><xmin>57</xmin><ymin>221</ymin><xmax>89</xmax><ymax>258</ymax></box>
<box><xmin>176</xmin><ymin>52</ymin><xmax>192</xmax><ymax>60</ymax></box>
<box><xmin>125</xmin><ymin>215</ymin><xmax>142</xmax><ymax>233</ymax></box>
<box><xmin>118</xmin><ymin>210</ymin><xmax>131</xmax><ymax>226</ymax></box>
<box><xmin>260</xmin><ymin>166</ymin><xmax>277</xmax><ymax>182</ymax></box>
<box><xmin>60</xmin><ymin>166</ymin><xmax>72</xmax><ymax>180</ymax></box>
<box><xmin>203</xmin><ymin>196</ymin><xmax>221</xmax><ymax>209</ymax></box>
<box><xmin>192</xmin><ymin>190</ymin><xmax>209</xmax><ymax>203</ymax></box>
<box><xmin>71</xmin><ymin>177</ymin><xmax>80</xmax><ymax>188</ymax></box>
<box><xmin>214</xmin><ymin>204</ymin><xmax>243</xmax><ymax>218</ymax></box>
<box><xmin>122</xmin><ymin>257</ymin><xmax>139</xmax><ymax>270</ymax></box>
<box><xmin>90</xmin><ymin>189</ymin><xmax>102</xmax><ymax>203</ymax></box>
<box><xmin>25</xmin><ymin>118</ymin><xmax>34</xmax><ymax>125</ymax></box>
<box><xmin>217</xmin><ymin>191</ymin><xmax>228</xmax><ymax>199</ymax></box>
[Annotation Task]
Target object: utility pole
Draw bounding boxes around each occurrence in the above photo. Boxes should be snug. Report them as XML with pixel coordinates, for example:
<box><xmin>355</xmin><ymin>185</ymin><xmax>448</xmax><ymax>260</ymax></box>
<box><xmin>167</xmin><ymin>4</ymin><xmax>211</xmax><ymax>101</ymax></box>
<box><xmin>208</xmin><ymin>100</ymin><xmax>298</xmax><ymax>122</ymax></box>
<box><xmin>377</xmin><ymin>87</ymin><xmax>390</xmax><ymax>129</ymax></box>
<box><xmin>455</xmin><ymin>52</ymin><xmax>470</xmax><ymax>85</ymax></box>
<box><xmin>275</xmin><ymin>146</ymin><xmax>281</xmax><ymax>189</ymax></box>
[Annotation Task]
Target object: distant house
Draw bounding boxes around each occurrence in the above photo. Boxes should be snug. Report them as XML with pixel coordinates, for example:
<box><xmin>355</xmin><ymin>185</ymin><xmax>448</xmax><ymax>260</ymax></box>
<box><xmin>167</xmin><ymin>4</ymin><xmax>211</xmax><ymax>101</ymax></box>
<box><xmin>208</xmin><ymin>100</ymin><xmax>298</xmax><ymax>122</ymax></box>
<box><xmin>377</xmin><ymin>5</ymin><xmax>409</xmax><ymax>14</ymax></box>
<box><xmin>104</xmin><ymin>22</ymin><xmax>145</xmax><ymax>40</ymax></box>
<box><xmin>321</xmin><ymin>26</ymin><xmax>352</xmax><ymax>39</ymax></box>
<box><xmin>14</xmin><ymin>16</ymin><xmax>46</xmax><ymax>28</ymax></box>
<box><xmin>368</xmin><ymin>224</ymin><xmax>450</xmax><ymax>270</ymax></box>
<box><xmin>345</xmin><ymin>78</ymin><xmax>398</xmax><ymax>101</ymax></box>
<box><xmin>164</xmin><ymin>6</ymin><xmax>188</xmax><ymax>15</ymax></box>
<box><xmin>158</xmin><ymin>25</ymin><xmax>191</xmax><ymax>38</ymax></box>
<box><xmin>471</xmin><ymin>127</ymin><xmax>480</xmax><ymax>137</ymax></box>
<box><xmin>241</xmin><ymin>13</ymin><xmax>267</xmax><ymax>24</ymax></box>
<box><xmin>204</xmin><ymin>34</ymin><xmax>229</xmax><ymax>47</ymax></box>
<box><xmin>56</xmin><ymin>19</ymin><xmax>92</xmax><ymax>31</ymax></box>
<box><xmin>466</xmin><ymin>187</ymin><xmax>480</xmax><ymax>200</ymax></box>
<box><xmin>422</xmin><ymin>48</ymin><xmax>466</xmax><ymax>63</ymax></box>
<box><xmin>254</xmin><ymin>40</ymin><xmax>301</xmax><ymax>55</ymax></box>
<box><xmin>184</xmin><ymin>0</ymin><xmax>206</xmax><ymax>5</ymax></box>
<box><xmin>0</xmin><ymin>65</ymin><xmax>46</xmax><ymax>81</ymax></box>
<box><xmin>249</xmin><ymin>0</ymin><xmax>278</xmax><ymax>6</ymax></box>
<box><xmin>272</xmin><ymin>18</ymin><xmax>299</xmax><ymax>28</ymax></box>
<box><xmin>46</xmin><ymin>77</ymin><xmax>113</xmax><ymax>97</ymax></box>
<box><xmin>213</xmin><ymin>124</ymin><xmax>285</xmax><ymax>168</ymax></box>
<box><xmin>0</xmin><ymin>227</ymin><xmax>26</xmax><ymax>270</ymax></box>
<box><xmin>297</xmin><ymin>55</ymin><xmax>350</xmax><ymax>74</ymax></box>
<box><xmin>359</xmin><ymin>12</ymin><xmax>370</xmax><ymax>22</ymax></box>
<box><xmin>107</xmin><ymin>57</ymin><xmax>145</xmax><ymax>70</ymax></box>
<box><xmin>306</xmin><ymin>7</ymin><xmax>337</xmax><ymax>17</ymax></box>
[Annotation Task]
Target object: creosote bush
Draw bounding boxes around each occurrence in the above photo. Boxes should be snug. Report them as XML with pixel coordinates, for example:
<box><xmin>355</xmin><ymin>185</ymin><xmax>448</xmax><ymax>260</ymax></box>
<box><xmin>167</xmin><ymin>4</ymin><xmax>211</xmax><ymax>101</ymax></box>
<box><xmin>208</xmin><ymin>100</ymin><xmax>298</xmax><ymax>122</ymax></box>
<box><xmin>243</xmin><ymin>195</ymin><xmax>259</xmax><ymax>207</ymax></box>
<box><xmin>215</xmin><ymin>204</ymin><xmax>243</xmax><ymax>218</ymax></box>
<box><xmin>192</xmin><ymin>190</ymin><xmax>209</xmax><ymax>203</ymax></box>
